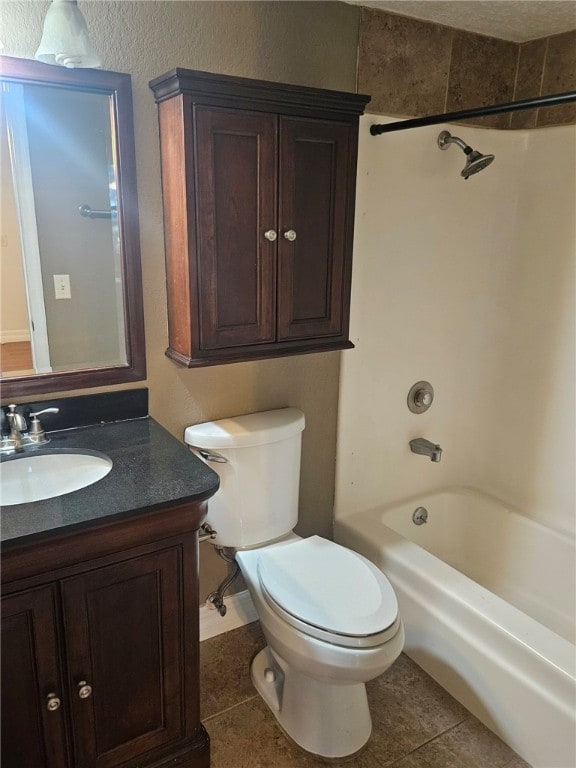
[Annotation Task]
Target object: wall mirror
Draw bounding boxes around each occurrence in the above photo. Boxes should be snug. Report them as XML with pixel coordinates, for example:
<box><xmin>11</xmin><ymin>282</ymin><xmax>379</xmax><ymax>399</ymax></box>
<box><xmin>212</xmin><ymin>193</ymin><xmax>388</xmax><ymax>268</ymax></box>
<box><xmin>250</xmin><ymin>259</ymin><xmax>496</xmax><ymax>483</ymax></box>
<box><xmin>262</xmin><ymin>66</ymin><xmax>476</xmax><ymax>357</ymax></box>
<box><xmin>0</xmin><ymin>57</ymin><xmax>145</xmax><ymax>398</ymax></box>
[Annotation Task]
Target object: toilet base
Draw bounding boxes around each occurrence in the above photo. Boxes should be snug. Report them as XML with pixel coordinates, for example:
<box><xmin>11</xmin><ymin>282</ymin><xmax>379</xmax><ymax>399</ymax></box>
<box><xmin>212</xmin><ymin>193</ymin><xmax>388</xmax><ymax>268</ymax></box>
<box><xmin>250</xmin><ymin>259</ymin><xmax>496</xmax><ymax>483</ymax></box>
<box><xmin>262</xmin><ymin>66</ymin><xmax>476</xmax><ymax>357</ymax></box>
<box><xmin>251</xmin><ymin>646</ymin><xmax>372</xmax><ymax>759</ymax></box>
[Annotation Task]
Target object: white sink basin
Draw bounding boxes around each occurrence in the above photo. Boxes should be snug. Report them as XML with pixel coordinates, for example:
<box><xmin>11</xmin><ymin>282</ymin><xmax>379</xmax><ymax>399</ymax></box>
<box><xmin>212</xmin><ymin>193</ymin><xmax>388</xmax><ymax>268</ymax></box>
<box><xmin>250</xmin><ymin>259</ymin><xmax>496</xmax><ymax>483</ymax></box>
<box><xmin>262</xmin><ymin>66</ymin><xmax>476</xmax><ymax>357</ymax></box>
<box><xmin>0</xmin><ymin>451</ymin><xmax>113</xmax><ymax>506</ymax></box>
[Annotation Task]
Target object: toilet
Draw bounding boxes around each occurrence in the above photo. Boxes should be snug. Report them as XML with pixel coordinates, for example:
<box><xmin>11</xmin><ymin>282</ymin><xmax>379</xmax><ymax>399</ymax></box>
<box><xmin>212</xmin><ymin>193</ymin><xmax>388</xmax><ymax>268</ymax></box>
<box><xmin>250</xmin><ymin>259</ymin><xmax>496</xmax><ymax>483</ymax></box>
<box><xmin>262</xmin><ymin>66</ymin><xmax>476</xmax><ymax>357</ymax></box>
<box><xmin>184</xmin><ymin>408</ymin><xmax>404</xmax><ymax>759</ymax></box>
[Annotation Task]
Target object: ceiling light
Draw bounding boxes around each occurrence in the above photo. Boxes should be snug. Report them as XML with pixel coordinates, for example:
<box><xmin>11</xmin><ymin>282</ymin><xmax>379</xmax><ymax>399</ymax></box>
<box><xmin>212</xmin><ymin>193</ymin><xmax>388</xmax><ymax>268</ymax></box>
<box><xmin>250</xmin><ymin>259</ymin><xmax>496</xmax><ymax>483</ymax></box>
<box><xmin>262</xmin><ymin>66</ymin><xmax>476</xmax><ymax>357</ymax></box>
<box><xmin>35</xmin><ymin>0</ymin><xmax>101</xmax><ymax>69</ymax></box>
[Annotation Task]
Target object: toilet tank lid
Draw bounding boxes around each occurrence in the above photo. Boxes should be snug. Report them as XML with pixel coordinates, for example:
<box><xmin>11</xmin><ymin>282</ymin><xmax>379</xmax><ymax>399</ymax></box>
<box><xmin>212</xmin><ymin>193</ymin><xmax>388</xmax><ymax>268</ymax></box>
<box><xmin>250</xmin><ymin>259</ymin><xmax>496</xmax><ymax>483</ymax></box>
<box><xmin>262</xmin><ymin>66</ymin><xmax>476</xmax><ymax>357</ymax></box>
<box><xmin>184</xmin><ymin>408</ymin><xmax>305</xmax><ymax>449</ymax></box>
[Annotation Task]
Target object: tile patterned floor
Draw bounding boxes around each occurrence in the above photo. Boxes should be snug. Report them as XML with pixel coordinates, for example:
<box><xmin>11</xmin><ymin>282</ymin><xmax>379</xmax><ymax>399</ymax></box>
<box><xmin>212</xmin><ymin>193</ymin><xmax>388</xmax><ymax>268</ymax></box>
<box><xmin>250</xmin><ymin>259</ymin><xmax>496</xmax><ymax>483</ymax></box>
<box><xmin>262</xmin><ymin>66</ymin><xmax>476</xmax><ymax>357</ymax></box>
<box><xmin>200</xmin><ymin>622</ymin><xmax>532</xmax><ymax>768</ymax></box>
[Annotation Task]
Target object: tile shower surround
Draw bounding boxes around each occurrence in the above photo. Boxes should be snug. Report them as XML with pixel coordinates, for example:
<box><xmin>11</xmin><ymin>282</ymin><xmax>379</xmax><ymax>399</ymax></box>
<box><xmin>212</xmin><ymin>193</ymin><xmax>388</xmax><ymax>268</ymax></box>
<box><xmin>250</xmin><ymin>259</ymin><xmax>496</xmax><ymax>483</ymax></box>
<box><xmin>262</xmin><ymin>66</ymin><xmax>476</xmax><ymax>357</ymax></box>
<box><xmin>201</xmin><ymin>623</ymin><xmax>531</xmax><ymax>768</ymax></box>
<box><xmin>359</xmin><ymin>8</ymin><xmax>576</xmax><ymax>130</ymax></box>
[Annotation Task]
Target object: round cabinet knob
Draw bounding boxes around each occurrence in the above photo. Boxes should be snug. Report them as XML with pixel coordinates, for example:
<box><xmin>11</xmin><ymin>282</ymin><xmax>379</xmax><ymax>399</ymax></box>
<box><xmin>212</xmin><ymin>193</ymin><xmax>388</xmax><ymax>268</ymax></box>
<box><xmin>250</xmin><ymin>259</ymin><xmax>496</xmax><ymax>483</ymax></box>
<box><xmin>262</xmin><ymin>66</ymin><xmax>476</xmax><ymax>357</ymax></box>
<box><xmin>77</xmin><ymin>681</ymin><xmax>92</xmax><ymax>699</ymax></box>
<box><xmin>46</xmin><ymin>693</ymin><xmax>62</xmax><ymax>712</ymax></box>
<box><xmin>264</xmin><ymin>230</ymin><xmax>277</xmax><ymax>242</ymax></box>
<box><xmin>283</xmin><ymin>229</ymin><xmax>297</xmax><ymax>242</ymax></box>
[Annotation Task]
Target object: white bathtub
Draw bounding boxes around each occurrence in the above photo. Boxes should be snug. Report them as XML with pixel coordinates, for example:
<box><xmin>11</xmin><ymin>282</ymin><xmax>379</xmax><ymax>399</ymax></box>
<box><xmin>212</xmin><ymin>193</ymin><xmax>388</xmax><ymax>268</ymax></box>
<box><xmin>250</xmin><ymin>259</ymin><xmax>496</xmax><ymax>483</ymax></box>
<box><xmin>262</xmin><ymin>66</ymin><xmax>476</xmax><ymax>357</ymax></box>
<box><xmin>335</xmin><ymin>487</ymin><xmax>576</xmax><ymax>768</ymax></box>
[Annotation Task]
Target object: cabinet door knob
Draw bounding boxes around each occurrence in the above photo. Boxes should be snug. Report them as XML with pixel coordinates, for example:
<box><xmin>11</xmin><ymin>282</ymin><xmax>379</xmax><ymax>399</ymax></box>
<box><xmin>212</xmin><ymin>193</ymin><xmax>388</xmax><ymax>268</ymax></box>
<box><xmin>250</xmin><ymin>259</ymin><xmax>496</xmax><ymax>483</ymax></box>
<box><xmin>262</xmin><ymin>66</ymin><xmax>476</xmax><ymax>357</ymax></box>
<box><xmin>283</xmin><ymin>229</ymin><xmax>297</xmax><ymax>242</ymax></box>
<box><xmin>77</xmin><ymin>681</ymin><xmax>92</xmax><ymax>699</ymax></box>
<box><xmin>264</xmin><ymin>229</ymin><xmax>277</xmax><ymax>242</ymax></box>
<box><xmin>46</xmin><ymin>693</ymin><xmax>62</xmax><ymax>712</ymax></box>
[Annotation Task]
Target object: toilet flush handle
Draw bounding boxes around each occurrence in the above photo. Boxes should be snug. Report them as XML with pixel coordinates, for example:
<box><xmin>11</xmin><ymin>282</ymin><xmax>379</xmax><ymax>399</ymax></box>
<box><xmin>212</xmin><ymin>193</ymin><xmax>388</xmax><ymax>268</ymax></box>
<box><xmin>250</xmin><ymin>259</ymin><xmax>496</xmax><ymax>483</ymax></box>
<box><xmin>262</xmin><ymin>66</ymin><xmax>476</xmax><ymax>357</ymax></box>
<box><xmin>196</xmin><ymin>448</ymin><xmax>229</xmax><ymax>464</ymax></box>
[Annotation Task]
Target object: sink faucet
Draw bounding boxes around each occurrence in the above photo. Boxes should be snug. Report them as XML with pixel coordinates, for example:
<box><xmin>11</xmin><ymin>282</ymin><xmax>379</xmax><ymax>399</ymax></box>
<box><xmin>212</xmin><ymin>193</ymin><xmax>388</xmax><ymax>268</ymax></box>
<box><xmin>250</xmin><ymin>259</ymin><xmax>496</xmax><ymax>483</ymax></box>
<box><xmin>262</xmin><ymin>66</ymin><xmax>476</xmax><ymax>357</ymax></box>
<box><xmin>0</xmin><ymin>404</ymin><xmax>59</xmax><ymax>454</ymax></box>
<box><xmin>410</xmin><ymin>438</ymin><xmax>442</xmax><ymax>463</ymax></box>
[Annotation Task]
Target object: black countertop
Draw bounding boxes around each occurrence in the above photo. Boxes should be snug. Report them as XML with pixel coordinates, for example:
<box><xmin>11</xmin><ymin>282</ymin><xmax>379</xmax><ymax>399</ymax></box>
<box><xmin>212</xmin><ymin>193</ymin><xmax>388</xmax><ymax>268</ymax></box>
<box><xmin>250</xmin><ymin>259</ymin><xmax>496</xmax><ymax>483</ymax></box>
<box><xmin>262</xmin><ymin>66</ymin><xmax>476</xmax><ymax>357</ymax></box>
<box><xmin>0</xmin><ymin>417</ymin><xmax>220</xmax><ymax>549</ymax></box>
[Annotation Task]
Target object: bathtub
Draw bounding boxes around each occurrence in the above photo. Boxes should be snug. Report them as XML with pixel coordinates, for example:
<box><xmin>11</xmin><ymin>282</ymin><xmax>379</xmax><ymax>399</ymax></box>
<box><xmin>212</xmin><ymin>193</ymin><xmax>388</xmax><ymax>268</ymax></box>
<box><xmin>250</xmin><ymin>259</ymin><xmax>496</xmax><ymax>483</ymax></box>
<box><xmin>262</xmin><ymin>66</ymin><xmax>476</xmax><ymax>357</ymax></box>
<box><xmin>334</xmin><ymin>487</ymin><xmax>576</xmax><ymax>768</ymax></box>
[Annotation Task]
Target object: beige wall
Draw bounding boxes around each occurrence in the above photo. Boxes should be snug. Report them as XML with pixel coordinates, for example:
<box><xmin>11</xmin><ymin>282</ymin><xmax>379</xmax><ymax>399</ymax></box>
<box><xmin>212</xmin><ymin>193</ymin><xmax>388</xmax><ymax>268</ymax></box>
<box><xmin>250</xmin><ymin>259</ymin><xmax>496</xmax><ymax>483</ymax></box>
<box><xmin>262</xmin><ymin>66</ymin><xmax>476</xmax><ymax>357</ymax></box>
<box><xmin>1</xmin><ymin>0</ymin><xmax>361</xmax><ymax>596</ymax></box>
<box><xmin>335</xmin><ymin>115</ymin><xmax>575</xmax><ymax>538</ymax></box>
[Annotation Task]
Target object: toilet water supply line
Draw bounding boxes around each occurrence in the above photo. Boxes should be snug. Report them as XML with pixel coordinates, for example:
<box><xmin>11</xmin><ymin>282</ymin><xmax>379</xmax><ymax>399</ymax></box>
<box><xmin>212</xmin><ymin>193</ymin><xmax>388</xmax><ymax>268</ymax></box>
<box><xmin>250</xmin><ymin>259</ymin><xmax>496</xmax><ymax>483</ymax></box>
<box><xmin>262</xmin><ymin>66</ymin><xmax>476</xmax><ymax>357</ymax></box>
<box><xmin>199</xmin><ymin>524</ymin><xmax>240</xmax><ymax>617</ymax></box>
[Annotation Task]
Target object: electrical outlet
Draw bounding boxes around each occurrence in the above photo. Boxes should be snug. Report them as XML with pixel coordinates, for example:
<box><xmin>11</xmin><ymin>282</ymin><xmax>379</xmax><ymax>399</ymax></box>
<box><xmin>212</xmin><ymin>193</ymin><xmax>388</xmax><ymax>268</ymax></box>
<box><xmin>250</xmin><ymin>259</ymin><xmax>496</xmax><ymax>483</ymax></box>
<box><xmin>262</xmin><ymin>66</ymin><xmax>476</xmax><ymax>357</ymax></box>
<box><xmin>54</xmin><ymin>274</ymin><xmax>72</xmax><ymax>300</ymax></box>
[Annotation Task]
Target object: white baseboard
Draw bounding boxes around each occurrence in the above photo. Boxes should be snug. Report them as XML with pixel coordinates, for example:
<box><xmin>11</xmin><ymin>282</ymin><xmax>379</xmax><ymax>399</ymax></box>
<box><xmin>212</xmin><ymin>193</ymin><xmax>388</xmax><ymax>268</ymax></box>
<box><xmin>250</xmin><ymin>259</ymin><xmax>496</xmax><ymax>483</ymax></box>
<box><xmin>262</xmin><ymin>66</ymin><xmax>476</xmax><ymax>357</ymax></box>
<box><xmin>200</xmin><ymin>589</ymin><xmax>258</xmax><ymax>642</ymax></box>
<box><xmin>0</xmin><ymin>329</ymin><xmax>30</xmax><ymax>344</ymax></box>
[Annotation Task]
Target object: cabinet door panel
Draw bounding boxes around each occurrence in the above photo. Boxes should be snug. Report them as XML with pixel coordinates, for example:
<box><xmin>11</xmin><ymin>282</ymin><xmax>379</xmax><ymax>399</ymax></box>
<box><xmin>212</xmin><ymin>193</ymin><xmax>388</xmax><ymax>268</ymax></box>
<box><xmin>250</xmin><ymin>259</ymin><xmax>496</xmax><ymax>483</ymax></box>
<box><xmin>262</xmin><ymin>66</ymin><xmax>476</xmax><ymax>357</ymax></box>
<box><xmin>278</xmin><ymin>118</ymin><xmax>352</xmax><ymax>340</ymax></box>
<box><xmin>195</xmin><ymin>107</ymin><xmax>277</xmax><ymax>349</ymax></box>
<box><xmin>61</xmin><ymin>548</ymin><xmax>182</xmax><ymax>768</ymax></box>
<box><xmin>1</xmin><ymin>586</ymin><xmax>69</xmax><ymax>768</ymax></box>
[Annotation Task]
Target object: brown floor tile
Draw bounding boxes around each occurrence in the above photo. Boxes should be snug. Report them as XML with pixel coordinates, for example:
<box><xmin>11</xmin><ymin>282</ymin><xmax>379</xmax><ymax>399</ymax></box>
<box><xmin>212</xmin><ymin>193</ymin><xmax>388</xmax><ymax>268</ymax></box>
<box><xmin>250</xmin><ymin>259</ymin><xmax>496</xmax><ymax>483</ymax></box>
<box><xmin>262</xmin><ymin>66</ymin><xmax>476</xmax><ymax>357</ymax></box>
<box><xmin>504</xmin><ymin>757</ymin><xmax>532</xmax><ymax>768</ymax></box>
<box><xmin>200</xmin><ymin>621</ymin><xmax>266</xmax><ymax>719</ymax></box>
<box><xmin>207</xmin><ymin>696</ymin><xmax>387</xmax><ymax>768</ymax></box>
<box><xmin>201</xmin><ymin>629</ymin><xmax>532</xmax><ymax>768</ymax></box>
<box><xmin>366</xmin><ymin>654</ymin><xmax>469</xmax><ymax>763</ymax></box>
<box><xmin>390</xmin><ymin>718</ymin><xmax>528</xmax><ymax>768</ymax></box>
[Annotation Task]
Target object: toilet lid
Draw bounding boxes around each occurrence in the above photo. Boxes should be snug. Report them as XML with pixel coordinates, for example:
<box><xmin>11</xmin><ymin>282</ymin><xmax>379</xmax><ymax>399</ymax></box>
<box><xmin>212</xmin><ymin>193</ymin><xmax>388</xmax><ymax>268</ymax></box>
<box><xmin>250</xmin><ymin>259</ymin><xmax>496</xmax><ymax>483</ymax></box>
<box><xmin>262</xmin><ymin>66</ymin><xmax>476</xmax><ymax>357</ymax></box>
<box><xmin>257</xmin><ymin>536</ymin><xmax>398</xmax><ymax>637</ymax></box>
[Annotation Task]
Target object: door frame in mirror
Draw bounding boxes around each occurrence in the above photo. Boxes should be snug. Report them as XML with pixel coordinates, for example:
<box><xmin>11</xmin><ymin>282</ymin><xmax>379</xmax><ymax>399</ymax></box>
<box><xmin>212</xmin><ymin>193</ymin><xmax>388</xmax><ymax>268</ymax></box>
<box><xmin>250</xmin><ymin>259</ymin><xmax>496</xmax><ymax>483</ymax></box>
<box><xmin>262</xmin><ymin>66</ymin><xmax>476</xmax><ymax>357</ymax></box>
<box><xmin>0</xmin><ymin>56</ymin><xmax>146</xmax><ymax>398</ymax></box>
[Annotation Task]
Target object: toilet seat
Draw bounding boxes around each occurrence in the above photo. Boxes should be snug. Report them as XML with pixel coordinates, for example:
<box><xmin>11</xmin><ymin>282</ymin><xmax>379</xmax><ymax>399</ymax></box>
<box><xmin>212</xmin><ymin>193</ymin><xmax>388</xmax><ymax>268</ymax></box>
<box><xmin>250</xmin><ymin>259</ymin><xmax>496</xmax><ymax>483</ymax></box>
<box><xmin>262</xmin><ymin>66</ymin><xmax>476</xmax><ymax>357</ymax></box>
<box><xmin>257</xmin><ymin>536</ymin><xmax>400</xmax><ymax>649</ymax></box>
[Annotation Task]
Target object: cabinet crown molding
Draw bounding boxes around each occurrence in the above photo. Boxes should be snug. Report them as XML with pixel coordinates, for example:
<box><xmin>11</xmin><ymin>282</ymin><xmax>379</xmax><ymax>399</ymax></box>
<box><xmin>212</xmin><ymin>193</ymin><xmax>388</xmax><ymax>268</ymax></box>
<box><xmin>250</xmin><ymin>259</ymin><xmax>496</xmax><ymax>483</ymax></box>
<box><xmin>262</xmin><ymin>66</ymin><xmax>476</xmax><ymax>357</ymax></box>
<box><xmin>150</xmin><ymin>67</ymin><xmax>371</xmax><ymax>118</ymax></box>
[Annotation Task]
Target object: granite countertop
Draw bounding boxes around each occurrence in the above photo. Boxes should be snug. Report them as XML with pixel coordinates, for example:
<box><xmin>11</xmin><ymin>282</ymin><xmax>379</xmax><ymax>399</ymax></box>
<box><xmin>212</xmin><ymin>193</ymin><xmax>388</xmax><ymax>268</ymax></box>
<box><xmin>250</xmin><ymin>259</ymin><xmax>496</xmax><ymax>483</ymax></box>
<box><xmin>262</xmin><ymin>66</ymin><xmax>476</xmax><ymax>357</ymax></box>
<box><xmin>0</xmin><ymin>417</ymin><xmax>220</xmax><ymax>549</ymax></box>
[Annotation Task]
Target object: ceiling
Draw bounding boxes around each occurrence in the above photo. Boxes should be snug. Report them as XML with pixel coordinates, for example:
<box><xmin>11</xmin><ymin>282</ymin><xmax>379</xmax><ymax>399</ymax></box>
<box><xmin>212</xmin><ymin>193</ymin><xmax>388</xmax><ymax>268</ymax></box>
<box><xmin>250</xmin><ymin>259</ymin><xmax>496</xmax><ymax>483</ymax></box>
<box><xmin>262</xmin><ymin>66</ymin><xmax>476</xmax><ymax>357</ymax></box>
<box><xmin>346</xmin><ymin>1</ymin><xmax>576</xmax><ymax>42</ymax></box>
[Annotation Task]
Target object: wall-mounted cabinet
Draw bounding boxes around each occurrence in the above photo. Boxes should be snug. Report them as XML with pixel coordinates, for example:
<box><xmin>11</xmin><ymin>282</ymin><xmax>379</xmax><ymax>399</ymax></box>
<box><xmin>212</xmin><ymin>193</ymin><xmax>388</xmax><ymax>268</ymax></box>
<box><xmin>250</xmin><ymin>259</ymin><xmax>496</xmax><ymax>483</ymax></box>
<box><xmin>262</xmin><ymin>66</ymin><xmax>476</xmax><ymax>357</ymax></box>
<box><xmin>150</xmin><ymin>69</ymin><xmax>369</xmax><ymax>367</ymax></box>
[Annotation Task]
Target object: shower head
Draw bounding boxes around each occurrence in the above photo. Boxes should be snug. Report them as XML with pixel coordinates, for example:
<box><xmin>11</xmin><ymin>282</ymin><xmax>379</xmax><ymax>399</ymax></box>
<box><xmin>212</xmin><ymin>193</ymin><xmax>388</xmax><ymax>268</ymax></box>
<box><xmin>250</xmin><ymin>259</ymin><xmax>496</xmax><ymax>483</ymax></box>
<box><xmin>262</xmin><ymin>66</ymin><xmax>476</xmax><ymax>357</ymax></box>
<box><xmin>437</xmin><ymin>130</ymin><xmax>495</xmax><ymax>179</ymax></box>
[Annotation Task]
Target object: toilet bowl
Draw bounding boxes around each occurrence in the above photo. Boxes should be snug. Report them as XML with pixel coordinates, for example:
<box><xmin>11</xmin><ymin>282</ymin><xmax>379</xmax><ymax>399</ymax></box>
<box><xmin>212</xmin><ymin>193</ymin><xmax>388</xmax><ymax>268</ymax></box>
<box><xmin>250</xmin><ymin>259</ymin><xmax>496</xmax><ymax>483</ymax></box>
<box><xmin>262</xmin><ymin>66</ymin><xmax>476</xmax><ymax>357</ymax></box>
<box><xmin>237</xmin><ymin>534</ymin><xmax>404</xmax><ymax>758</ymax></box>
<box><xmin>184</xmin><ymin>408</ymin><xmax>404</xmax><ymax>759</ymax></box>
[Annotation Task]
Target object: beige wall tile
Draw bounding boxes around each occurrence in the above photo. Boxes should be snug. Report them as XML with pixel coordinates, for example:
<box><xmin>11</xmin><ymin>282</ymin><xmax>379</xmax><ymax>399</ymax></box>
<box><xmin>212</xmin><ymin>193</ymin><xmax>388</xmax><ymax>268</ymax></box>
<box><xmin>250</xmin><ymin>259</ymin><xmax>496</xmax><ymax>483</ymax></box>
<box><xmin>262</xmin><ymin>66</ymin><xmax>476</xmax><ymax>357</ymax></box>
<box><xmin>539</xmin><ymin>30</ymin><xmax>576</xmax><ymax>126</ymax></box>
<box><xmin>357</xmin><ymin>7</ymin><xmax>574</xmax><ymax>132</ymax></box>
<box><xmin>358</xmin><ymin>8</ymin><xmax>452</xmax><ymax>116</ymax></box>
<box><xmin>511</xmin><ymin>38</ymin><xmax>547</xmax><ymax>129</ymax></box>
<box><xmin>446</xmin><ymin>31</ymin><xmax>518</xmax><ymax>128</ymax></box>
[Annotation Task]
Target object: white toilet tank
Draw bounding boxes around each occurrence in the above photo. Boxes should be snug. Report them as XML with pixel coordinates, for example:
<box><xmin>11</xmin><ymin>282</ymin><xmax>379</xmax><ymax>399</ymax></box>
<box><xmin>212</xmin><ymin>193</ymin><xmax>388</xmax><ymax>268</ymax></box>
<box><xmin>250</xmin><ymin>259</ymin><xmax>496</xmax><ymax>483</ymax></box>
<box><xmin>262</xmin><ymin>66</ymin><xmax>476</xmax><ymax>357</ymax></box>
<box><xmin>184</xmin><ymin>408</ymin><xmax>305</xmax><ymax>548</ymax></box>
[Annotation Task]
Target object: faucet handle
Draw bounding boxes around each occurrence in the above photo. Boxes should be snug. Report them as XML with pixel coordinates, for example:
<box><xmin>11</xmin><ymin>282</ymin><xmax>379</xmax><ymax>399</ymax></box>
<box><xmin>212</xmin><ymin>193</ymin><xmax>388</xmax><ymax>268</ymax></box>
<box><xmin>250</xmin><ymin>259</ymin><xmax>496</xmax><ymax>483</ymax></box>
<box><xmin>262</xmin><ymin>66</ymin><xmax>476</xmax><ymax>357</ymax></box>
<box><xmin>7</xmin><ymin>404</ymin><xmax>27</xmax><ymax>431</ymax></box>
<box><xmin>28</xmin><ymin>408</ymin><xmax>59</xmax><ymax>442</ymax></box>
<box><xmin>30</xmin><ymin>408</ymin><xmax>60</xmax><ymax>418</ymax></box>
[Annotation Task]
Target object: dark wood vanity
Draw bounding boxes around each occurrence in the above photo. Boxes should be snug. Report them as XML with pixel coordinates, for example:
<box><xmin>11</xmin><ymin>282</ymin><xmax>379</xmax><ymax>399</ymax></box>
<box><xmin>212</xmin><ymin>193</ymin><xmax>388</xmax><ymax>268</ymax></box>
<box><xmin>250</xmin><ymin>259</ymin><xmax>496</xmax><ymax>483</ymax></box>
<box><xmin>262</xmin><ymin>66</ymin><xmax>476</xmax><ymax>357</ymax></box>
<box><xmin>150</xmin><ymin>69</ymin><xmax>369</xmax><ymax>367</ymax></box>
<box><xmin>2</xmin><ymin>504</ymin><xmax>210</xmax><ymax>768</ymax></box>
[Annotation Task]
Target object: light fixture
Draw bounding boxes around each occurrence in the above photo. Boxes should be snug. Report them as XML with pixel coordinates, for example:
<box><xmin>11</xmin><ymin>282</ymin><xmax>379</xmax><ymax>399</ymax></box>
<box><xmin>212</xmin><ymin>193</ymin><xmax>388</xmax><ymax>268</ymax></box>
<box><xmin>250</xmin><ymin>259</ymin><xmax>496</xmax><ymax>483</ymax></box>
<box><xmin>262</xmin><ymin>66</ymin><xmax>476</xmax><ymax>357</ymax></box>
<box><xmin>35</xmin><ymin>0</ymin><xmax>101</xmax><ymax>69</ymax></box>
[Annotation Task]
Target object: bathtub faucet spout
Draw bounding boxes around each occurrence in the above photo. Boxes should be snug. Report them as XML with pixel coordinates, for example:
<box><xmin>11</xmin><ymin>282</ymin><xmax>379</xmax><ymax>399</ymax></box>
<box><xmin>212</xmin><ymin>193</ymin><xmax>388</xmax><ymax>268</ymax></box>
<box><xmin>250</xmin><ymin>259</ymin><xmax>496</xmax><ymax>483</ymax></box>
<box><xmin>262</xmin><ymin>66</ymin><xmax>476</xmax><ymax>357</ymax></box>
<box><xmin>410</xmin><ymin>438</ymin><xmax>442</xmax><ymax>463</ymax></box>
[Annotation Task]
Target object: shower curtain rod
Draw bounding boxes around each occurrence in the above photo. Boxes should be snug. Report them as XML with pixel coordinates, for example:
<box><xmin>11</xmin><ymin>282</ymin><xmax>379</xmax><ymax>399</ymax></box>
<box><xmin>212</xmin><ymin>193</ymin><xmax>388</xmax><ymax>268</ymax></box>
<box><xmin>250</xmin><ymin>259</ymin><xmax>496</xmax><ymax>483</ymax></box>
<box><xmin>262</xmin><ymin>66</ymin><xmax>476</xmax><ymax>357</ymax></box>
<box><xmin>369</xmin><ymin>90</ymin><xmax>576</xmax><ymax>135</ymax></box>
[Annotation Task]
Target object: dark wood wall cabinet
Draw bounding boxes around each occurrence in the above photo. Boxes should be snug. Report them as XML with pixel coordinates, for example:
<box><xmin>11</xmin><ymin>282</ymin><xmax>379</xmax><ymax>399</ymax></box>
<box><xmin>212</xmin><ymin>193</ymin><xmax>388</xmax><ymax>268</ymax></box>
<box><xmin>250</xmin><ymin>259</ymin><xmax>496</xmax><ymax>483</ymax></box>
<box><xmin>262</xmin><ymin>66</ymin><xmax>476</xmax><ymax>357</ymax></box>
<box><xmin>150</xmin><ymin>69</ymin><xmax>370</xmax><ymax>367</ymax></box>
<box><xmin>1</xmin><ymin>503</ymin><xmax>210</xmax><ymax>768</ymax></box>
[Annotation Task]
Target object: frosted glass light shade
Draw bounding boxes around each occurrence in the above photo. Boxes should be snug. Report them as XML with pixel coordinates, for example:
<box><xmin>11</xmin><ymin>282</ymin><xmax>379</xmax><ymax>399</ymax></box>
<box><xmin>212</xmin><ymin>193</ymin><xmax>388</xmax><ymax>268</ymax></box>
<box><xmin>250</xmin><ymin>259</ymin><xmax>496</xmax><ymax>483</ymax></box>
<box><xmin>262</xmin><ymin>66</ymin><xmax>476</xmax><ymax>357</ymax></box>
<box><xmin>35</xmin><ymin>0</ymin><xmax>101</xmax><ymax>68</ymax></box>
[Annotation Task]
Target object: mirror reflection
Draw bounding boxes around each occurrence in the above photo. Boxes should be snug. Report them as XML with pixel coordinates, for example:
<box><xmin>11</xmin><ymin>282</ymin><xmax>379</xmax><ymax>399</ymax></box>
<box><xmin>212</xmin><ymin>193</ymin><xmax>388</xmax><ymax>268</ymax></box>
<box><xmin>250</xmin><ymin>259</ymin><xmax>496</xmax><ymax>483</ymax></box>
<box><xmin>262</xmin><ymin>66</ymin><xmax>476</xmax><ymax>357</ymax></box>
<box><xmin>0</xmin><ymin>58</ymin><xmax>145</xmax><ymax>398</ymax></box>
<box><xmin>1</xmin><ymin>82</ymin><xmax>126</xmax><ymax>376</ymax></box>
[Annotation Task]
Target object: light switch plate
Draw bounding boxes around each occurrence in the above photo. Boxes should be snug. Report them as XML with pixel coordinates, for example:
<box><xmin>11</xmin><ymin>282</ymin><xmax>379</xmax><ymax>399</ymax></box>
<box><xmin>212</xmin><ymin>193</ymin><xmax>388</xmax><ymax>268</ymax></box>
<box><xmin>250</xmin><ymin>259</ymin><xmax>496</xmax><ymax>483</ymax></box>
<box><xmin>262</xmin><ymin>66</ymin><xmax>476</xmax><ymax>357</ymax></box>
<box><xmin>54</xmin><ymin>274</ymin><xmax>71</xmax><ymax>299</ymax></box>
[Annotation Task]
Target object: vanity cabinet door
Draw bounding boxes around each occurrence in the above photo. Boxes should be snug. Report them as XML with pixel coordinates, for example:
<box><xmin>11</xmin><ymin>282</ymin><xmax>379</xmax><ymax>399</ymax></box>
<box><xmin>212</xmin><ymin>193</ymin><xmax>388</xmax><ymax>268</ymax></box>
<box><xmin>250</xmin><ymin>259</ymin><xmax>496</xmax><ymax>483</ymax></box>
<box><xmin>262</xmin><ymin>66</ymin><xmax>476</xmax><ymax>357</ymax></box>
<box><xmin>1</xmin><ymin>586</ymin><xmax>70</xmax><ymax>768</ymax></box>
<box><xmin>193</xmin><ymin>109</ymin><xmax>354</xmax><ymax>352</ymax></box>
<box><xmin>195</xmin><ymin>107</ymin><xmax>278</xmax><ymax>350</ymax></box>
<box><xmin>61</xmin><ymin>548</ymin><xmax>183</xmax><ymax>768</ymax></box>
<box><xmin>277</xmin><ymin>117</ymin><xmax>353</xmax><ymax>341</ymax></box>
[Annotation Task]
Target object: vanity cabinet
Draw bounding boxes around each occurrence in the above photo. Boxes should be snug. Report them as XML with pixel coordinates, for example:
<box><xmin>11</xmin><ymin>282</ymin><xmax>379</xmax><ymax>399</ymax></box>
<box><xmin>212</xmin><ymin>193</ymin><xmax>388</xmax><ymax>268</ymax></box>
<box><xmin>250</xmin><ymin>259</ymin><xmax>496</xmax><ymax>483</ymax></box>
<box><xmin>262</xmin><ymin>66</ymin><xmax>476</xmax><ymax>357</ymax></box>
<box><xmin>150</xmin><ymin>69</ymin><xmax>370</xmax><ymax>366</ymax></box>
<box><xmin>1</xmin><ymin>503</ymin><xmax>210</xmax><ymax>768</ymax></box>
